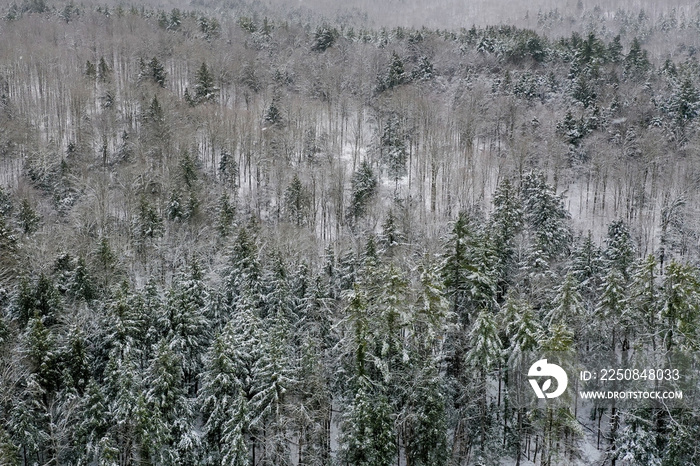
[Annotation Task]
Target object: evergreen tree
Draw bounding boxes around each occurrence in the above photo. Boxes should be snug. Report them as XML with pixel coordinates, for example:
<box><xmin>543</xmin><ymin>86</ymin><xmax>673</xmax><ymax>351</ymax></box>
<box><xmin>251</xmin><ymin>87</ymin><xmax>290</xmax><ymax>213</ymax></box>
<box><xmin>628</xmin><ymin>255</ymin><xmax>660</xmax><ymax>348</ymax></box>
<box><xmin>194</xmin><ymin>62</ymin><xmax>216</xmax><ymax>103</ymax></box>
<box><xmin>348</xmin><ymin>161</ymin><xmax>378</xmax><ymax>222</ymax></box>
<box><xmin>547</xmin><ymin>272</ymin><xmax>585</xmax><ymax>330</ymax></box>
<box><xmin>442</xmin><ymin>211</ymin><xmax>497</xmax><ymax>325</ymax></box>
<box><xmin>200</xmin><ymin>293</ymin><xmax>260</xmax><ymax>465</ymax></box>
<box><xmin>311</xmin><ymin>25</ymin><xmax>337</xmax><ymax>52</ymax></box>
<box><xmin>222</xmin><ymin>226</ymin><xmax>261</xmax><ymax>315</ymax></box>
<box><xmin>614</xmin><ymin>426</ymin><xmax>661</xmax><ymax>466</ymax></box>
<box><xmin>380</xmin><ymin>209</ymin><xmax>404</xmax><ymax>255</ymax></box>
<box><xmin>379</xmin><ymin>51</ymin><xmax>408</xmax><ymax>91</ymax></box>
<box><xmin>380</xmin><ymin>113</ymin><xmax>408</xmax><ymax>184</ymax></box>
<box><xmin>133</xmin><ymin>197</ymin><xmax>163</xmax><ymax>252</ymax></box>
<box><xmin>661</xmin><ymin>261</ymin><xmax>700</xmax><ymax>350</ymax></box>
<box><xmin>596</xmin><ymin>268</ymin><xmax>627</xmax><ymax>350</ymax></box>
<box><xmin>570</xmin><ymin>231</ymin><xmax>604</xmax><ymax>298</ymax></box>
<box><xmin>503</xmin><ymin>296</ymin><xmax>540</xmax><ymax>366</ymax></box>
<box><xmin>263</xmin><ymin>100</ymin><xmax>282</xmax><ymax>126</ymax></box>
<box><xmin>604</xmin><ymin>220</ymin><xmax>635</xmax><ymax>280</ymax></box>
<box><xmin>283</xmin><ymin>174</ymin><xmax>311</xmax><ymax>226</ymax></box>
<box><xmin>623</xmin><ymin>37</ymin><xmax>651</xmax><ymax>80</ymax></box>
<box><xmin>490</xmin><ymin>179</ymin><xmax>523</xmax><ymax>298</ymax></box>
<box><xmin>161</xmin><ymin>261</ymin><xmax>210</xmax><ymax>394</ymax></box>
<box><xmin>98</xmin><ymin>57</ymin><xmax>110</xmax><ymax>82</ymax></box>
<box><xmin>18</xmin><ymin>198</ymin><xmax>40</xmax><ymax>235</ymax></box>
<box><xmin>411</xmin><ymin>56</ymin><xmax>434</xmax><ymax>81</ymax></box>
<box><xmin>521</xmin><ymin>172</ymin><xmax>572</xmax><ymax>263</ymax></box>
<box><xmin>216</xmin><ymin>192</ymin><xmax>236</xmax><ymax>238</ymax></box>
<box><xmin>341</xmin><ymin>379</ymin><xmax>396</xmax><ymax>466</ymax></box>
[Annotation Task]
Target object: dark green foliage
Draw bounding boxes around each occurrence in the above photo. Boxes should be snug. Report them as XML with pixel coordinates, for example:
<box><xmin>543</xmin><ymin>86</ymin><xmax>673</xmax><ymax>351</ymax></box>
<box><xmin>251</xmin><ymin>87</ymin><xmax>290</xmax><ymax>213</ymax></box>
<box><xmin>521</xmin><ymin>172</ymin><xmax>572</xmax><ymax>261</ymax></box>
<box><xmin>133</xmin><ymin>197</ymin><xmax>163</xmax><ymax>245</ymax></box>
<box><xmin>666</xmin><ymin>76</ymin><xmax>699</xmax><ymax>135</ymax></box>
<box><xmin>194</xmin><ymin>62</ymin><xmax>216</xmax><ymax>104</ymax></box>
<box><xmin>0</xmin><ymin>216</ymin><xmax>18</xmax><ymax>284</ymax></box>
<box><xmin>607</xmin><ymin>35</ymin><xmax>623</xmax><ymax>62</ymax></box>
<box><xmin>604</xmin><ymin>220</ymin><xmax>635</xmax><ymax>279</ymax></box>
<box><xmin>380</xmin><ymin>113</ymin><xmax>408</xmax><ymax>183</ymax></box>
<box><xmin>216</xmin><ymin>192</ymin><xmax>236</xmax><ymax>238</ymax></box>
<box><xmin>341</xmin><ymin>380</ymin><xmax>396</xmax><ymax>466</ymax></box>
<box><xmin>263</xmin><ymin>100</ymin><xmax>282</xmax><ymax>125</ymax></box>
<box><xmin>218</xmin><ymin>150</ymin><xmax>239</xmax><ymax>186</ymax></box>
<box><xmin>15</xmin><ymin>274</ymin><xmax>62</xmax><ymax>327</ymax></box>
<box><xmin>311</xmin><ymin>25</ymin><xmax>337</xmax><ymax>52</ymax></box>
<box><xmin>199</xmin><ymin>16</ymin><xmax>220</xmax><ymax>41</ymax></box>
<box><xmin>442</xmin><ymin>211</ymin><xmax>497</xmax><ymax>324</ymax></box>
<box><xmin>3</xmin><ymin>5</ymin><xmax>700</xmax><ymax>466</ymax></box>
<box><xmin>348</xmin><ymin>160</ymin><xmax>377</xmax><ymax>222</ymax></box>
<box><xmin>18</xmin><ymin>198</ymin><xmax>39</xmax><ymax>235</ymax></box>
<box><xmin>411</xmin><ymin>56</ymin><xmax>434</xmax><ymax>81</ymax></box>
<box><xmin>69</xmin><ymin>257</ymin><xmax>96</xmax><ymax>301</ymax></box>
<box><xmin>380</xmin><ymin>209</ymin><xmax>403</xmax><ymax>253</ymax></box>
<box><xmin>97</xmin><ymin>57</ymin><xmax>110</xmax><ymax>82</ymax></box>
<box><xmin>490</xmin><ymin>179</ymin><xmax>523</xmax><ymax>297</ymax></box>
<box><xmin>142</xmin><ymin>57</ymin><xmax>166</xmax><ymax>87</ymax></box>
<box><xmin>283</xmin><ymin>174</ymin><xmax>311</xmax><ymax>226</ymax></box>
<box><xmin>624</xmin><ymin>37</ymin><xmax>651</xmax><ymax>80</ymax></box>
<box><xmin>378</xmin><ymin>51</ymin><xmax>408</xmax><ymax>92</ymax></box>
<box><xmin>85</xmin><ymin>60</ymin><xmax>96</xmax><ymax>78</ymax></box>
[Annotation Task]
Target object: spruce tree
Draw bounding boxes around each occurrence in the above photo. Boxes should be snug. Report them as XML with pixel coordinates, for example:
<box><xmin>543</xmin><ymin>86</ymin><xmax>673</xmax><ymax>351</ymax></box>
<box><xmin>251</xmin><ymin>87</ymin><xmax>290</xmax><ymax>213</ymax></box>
<box><xmin>348</xmin><ymin>161</ymin><xmax>378</xmax><ymax>223</ymax></box>
<box><xmin>194</xmin><ymin>62</ymin><xmax>216</xmax><ymax>103</ymax></box>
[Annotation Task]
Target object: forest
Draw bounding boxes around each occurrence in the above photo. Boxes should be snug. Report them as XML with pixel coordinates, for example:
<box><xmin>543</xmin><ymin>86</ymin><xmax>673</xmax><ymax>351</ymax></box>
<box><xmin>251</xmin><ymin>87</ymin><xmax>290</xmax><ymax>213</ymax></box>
<box><xmin>1</xmin><ymin>0</ymin><xmax>700</xmax><ymax>464</ymax></box>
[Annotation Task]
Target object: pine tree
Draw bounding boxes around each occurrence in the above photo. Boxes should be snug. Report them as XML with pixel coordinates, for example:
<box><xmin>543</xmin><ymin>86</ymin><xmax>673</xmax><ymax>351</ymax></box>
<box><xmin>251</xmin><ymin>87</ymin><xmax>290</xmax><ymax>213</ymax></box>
<box><xmin>380</xmin><ymin>113</ymin><xmax>408</xmax><ymax>184</ymax></box>
<box><xmin>74</xmin><ymin>381</ymin><xmax>110</xmax><ymax>464</ymax></box>
<box><xmin>466</xmin><ymin>309</ymin><xmax>503</xmax><ymax>458</ymax></box>
<box><xmin>216</xmin><ymin>192</ymin><xmax>236</xmax><ymax>238</ymax></box>
<box><xmin>502</xmin><ymin>296</ymin><xmax>540</xmax><ymax>366</ymax></box>
<box><xmin>467</xmin><ymin>309</ymin><xmax>503</xmax><ymax>371</ymax></box>
<box><xmin>624</xmin><ymin>37</ymin><xmax>651</xmax><ymax>80</ymax></box>
<box><xmin>283</xmin><ymin>174</ymin><xmax>311</xmax><ymax>226</ymax></box>
<box><xmin>85</xmin><ymin>60</ymin><xmax>96</xmax><ymax>78</ymax></box>
<box><xmin>411</xmin><ymin>56</ymin><xmax>434</xmax><ymax>81</ymax></box>
<box><xmin>547</xmin><ymin>272</ymin><xmax>585</xmax><ymax>329</ymax></box>
<box><xmin>379</xmin><ymin>51</ymin><xmax>408</xmax><ymax>91</ymax></box>
<box><xmin>442</xmin><ymin>211</ymin><xmax>498</xmax><ymax>325</ymax></box>
<box><xmin>161</xmin><ymin>261</ymin><xmax>210</xmax><ymax>394</ymax></box>
<box><xmin>596</xmin><ymin>268</ymin><xmax>627</xmax><ymax>350</ymax></box>
<box><xmin>570</xmin><ymin>231</ymin><xmax>604</xmax><ymax>298</ymax></box>
<box><xmin>194</xmin><ymin>62</ymin><xmax>216</xmax><ymax>103</ymax></box>
<box><xmin>404</xmin><ymin>364</ymin><xmax>448</xmax><ymax>466</ymax></box>
<box><xmin>380</xmin><ymin>210</ymin><xmax>404</xmax><ymax>255</ymax></box>
<box><xmin>348</xmin><ymin>161</ymin><xmax>378</xmax><ymax>222</ymax></box>
<box><xmin>0</xmin><ymin>216</ymin><xmax>18</xmax><ymax>285</ymax></box>
<box><xmin>311</xmin><ymin>25</ymin><xmax>337</xmax><ymax>52</ymax></box>
<box><xmin>132</xmin><ymin>197</ymin><xmax>163</xmax><ymax>252</ymax></box>
<box><xmin>521</xmin><ymin>172</ymin><xmax>572</xmax><ymax>263</ymax></box>
<box><xmin>222</xmin><ymin>227</ymin><xmax>261</xmax><ymax>316</ymax></box>
<box><xmin>661</xmin><ymin>261</ymin><xmax>700</xmax><ymax>350</ymax></box>
<box><xmin>251</xmin><ymin>306</ymin><xmax>294</xmax><ymax>464</ymax></box>
<box><xmin>604</xmin><ymin>220</ymin><xmax>635</xmax><ymax>280</ymax></box>
<box><xmin>69</xmin><ymin>256</ymin><xmax>96</xmax><ymax>301</ymax></box>
<box><xmin>141</xmin><ymin>56</ymin><xmax>166</xmax><ymax>87</ymax></box>
<box><xmin>341</xmin><ymin>378</ymin><xmax>396</xmax><ymax>466</ymax></box>
<box><xmin>18</xmin><ymin>198</ymin><xmax>40</xmax><ymax>235</ymax></box>
<box><xmin>628</xmin><ymin>255</ymin><xmax>660</xmax><ymax>349</ymax></box>
<box><xmin>98</xmin><ymin>57</ymin><xmax>110</xmax><ymax>82</ymax></box>
<box><xmin>200</xmin><ymin>294</ymin><xmax>260</xmax><ymax>465</ymax></box>
<box><xmin>263</xmin><ymin>100</ymin><xmax>282</xmax><ymax>126</ymax></box>
<box><xmin>490</xmin><ymin>179</ymin><xmax>523</xmax><ymax>298</ymax></box>
<box><xmin>614</xmin><ymin>426</ymin><xmax>661</xmax><ymax>466</ymax></box>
